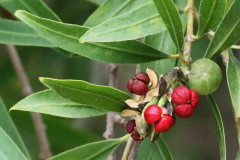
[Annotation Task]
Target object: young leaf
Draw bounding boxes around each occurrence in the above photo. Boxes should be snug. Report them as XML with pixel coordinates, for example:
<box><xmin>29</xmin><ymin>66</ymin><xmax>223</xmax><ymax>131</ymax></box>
<box><xmin>40</xmin><ymin>78</ymin><xmax>130</xmax><ymax>112</ymax></box>
<box><xmin>141</xmin><ymin>31</ymin><xmax>176</xmax><ymax>75</ymax></box>
<box><xmin>0</xmin><ymin>19</ymin><xmax>54</xmax><ymax>47</ymax></box>
<box><xmin>197</xmin><ymin>0</ymin><xmax>227</xmax><ymax>37</ymax></box>
<box><xmin>15</xmin><ymin>10</ymin><xmax>170</xmax><ymax>64</ymax></box>
<box><xmin>80</xmin><ymin>2</ymin><xmax>167</xmax><ymax>42</ymax></box>
<box><xmin>152</xmin><ymin>0</ymin><xmax>184</xmax><ymax>52</ymax></box>
<box><xmin>226</xmin><ymin>53</ymin><xmax>240</xmax><ymax>117</ymax></box>
<box><xmin>204</xmin><ymin>0</ymin><xmax>240</xmax><ymax>59</ymax></box>
<box><xmin>0</xmin><ymin>0</ymin><xmax>60</xmax><ymax>21</ymax></box>
<box><xmin>207</xmin><ymin>95</ymin><xmax>226</xmax><ymax>160</ymax></box>
<box><xmin>84</xmin><ymin>0</ymin><xmax>148</xmax><ymax>27</ymax></box>
<box><xmin>48</xmin><ymin>135</ymin><xmax>129</xmax><ymax>160</ymax></box>
<box><xmin>0</xmin><ymin>97</ymin><xmax>30</xmax><ymax>159</ymax></box>
<box><xmin>0</xmin><ymin>127</ymin><xmax>28</xmax><ymax>160</ymax></box>
<box><xmin>138</xmin><ymin>137</ymin><xmax>173</xmax><ymax>160</ymax></box>
<box><xmin>11</xmin><ymin>90</ymin><xmax>107</xmax><ymax>118</ymax></box>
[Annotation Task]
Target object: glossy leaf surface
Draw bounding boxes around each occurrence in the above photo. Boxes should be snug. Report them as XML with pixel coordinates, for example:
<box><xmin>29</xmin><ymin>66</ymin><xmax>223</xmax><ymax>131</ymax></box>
<box><xmin>15</xmin><ymin>10</ymin><xmax>170</xmax><ymax>64</ymax></box>
<box><xmin>204</xmin><ymin>0</ymin><xmax>240</xmax><ymax>59</ymax></box>
<box><xmin>40</xmin><ymin>78</ymin><xmax>130</xmax><ymax>112</ymax></box>
<box><xmin>11</xmin><ymin>90</ymin><xmax>107</xmax><ymax>118</ymax></box>
<box><xmin>49</xmin><ymin>135</ymin><xmax>129</xmax><ymax>160</ymax></box>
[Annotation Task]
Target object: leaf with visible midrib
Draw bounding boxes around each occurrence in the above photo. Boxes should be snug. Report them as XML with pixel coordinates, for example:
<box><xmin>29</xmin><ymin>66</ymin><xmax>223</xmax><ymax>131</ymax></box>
<box><xmin>15</xmin><ymin>10</ymin><xmax>170</xmax><ymax>64</ymax></box>
<box><xmin>152</xmin><ymin>0</ymin><xmax>184</xmax><ymax>53</ymax></box>
<box><xmin>197</xmin><ymin>0</ymin><xmax>227</xmax><ymax>37</ymax></box>
<box><xmin>40</xmin><ymin>78</ymin><xmax>130</xmax><ymax>112</ymax></box>
<box><xmin>207</xmin><ymin>95</ymin><xmax>226</xmax><ymax>160</ymax></box>
<box><xmin>0</xmin><ymin>18</ymin><xmax>54</xmax><ymax>47</ymax></box>
<box><xmin>0</xmin><ymin>97</ymin><xmax>30</xmax><ymax>159</ymax></box>
<box><xmin>138</xmin><ymin>137</ymin><xmax>173</xmax><ymax>160</ymax></box>
<box><xmin>84</xmin><ymin>0</ymin><xmax>148</xmax><ymax>27</ymax></box>
<box><xmin>48</xmin><ymin>135</ymin><xmax>129</xmax><ymax>160</ymax></box>
<box><xmin>204</xmin><ymin>0</ymin><xmax>240</xmax><ymax>59</ymax></box>
<box><xmin>11</xmin><ymin>90</ymin><xmax>107</xmax><ymax>118</ymax></box>
<box><xmin>0</xmin><ymin>0</ymin><xmax>60</xmax><ymax>21</ymax></box>
<box><xmin>226</xmin><ymin>52</ymin><xmax>240</xmax><ymax>117</ymax></box>
<box><xmin>80</xmin><ymin>2</ymin><xmax>166</xmax><ymax>43</ymax></box>
<box><xmin>0</xmin><ymin>127</ymin><xmax>28</xmax><ymax>160</ymax></box>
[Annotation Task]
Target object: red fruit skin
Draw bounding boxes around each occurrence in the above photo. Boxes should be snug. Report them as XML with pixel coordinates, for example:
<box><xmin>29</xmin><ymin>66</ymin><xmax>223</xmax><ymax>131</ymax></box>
<box><xmin>171</xmin><ymin>86</ymin><xmax>191</xmax><ymax>104</ymax></box>
<box><xmin>189</xmin><ymin>89</ymin><xmax>200</xmax><ymax>108</ymax></box>
<box><xmin>144</xmin><ymin>105</ymin><xmax>162</xmax><ymax>124</ymax></box>
<box><xmin>126</xmin><ymin>120</ymin><xmax>136</xmax><ymax>134</ymax></box>
<box><xmin>135</xmin><ymin>72</ymin><xmax>150</xmax><ymax>84</ymax></box>
<box><xmin>174</xmin><ymin>104</ymin><xmax>194</xmax><ymax>118</ymax></box>
<box><xmin>131</xmin><ymin>131</ymin><xmax>144</xmax><ymax>141</ymax></box>
<box><xmin>155</xmin><ymin>115</ymin><xmax>174</xmax><ymax>132</ymax></box>
<box><xmin>131</xmin><ymin>80</ymin><xmax>148</xmax><ymax>95</ymax></box>
<box><xmin>127</xmin><ymin>78</ymin><xmax>135</xmax><ymax>93</ymax></box>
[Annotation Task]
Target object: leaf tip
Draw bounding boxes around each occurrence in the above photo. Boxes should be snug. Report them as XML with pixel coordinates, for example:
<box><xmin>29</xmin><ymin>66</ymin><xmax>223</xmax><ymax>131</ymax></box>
<box><xmin>14</xmin><ymin>10</ymin><xmax>26</xmax><ymax>18</ymax></box>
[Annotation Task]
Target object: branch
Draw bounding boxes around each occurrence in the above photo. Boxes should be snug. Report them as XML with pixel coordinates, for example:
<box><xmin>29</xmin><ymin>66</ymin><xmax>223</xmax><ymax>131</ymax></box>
<box><xmin>5</xmin><ymin>45</ymin><xmax>52</xmax><ymax>160</ymax></box>
<box><xmin>121</xmin><ymin>138</ymin><xmax>134</xmax><ymax>160</ymax></box>
<box><xmin>182</xmin><ymin>0</ymin><xmax>195</xmax><ymax>67</ymax></box>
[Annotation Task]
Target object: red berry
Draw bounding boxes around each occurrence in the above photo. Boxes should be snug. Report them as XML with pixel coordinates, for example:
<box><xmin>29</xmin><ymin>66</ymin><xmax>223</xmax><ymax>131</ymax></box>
<box><xmin>127</xmin><ymin>78</ymin><xmax>135</xmax><ymax>93</ymax></box>
<box><xmin>126</xmin><ymin>120</ymin><xmax>136</xmax><ymax>134</ymax></box>
<box><xmin>135</xmin><ymin>72</ymin><xmax>150</xmax><ymax>84</ymax></box>
<box><xmin>130</xmin><ymin>80</ymin><xmax>148</xmax><ymax>95</ymax></box>
<box><xmin>131</xmin><ymin>131</ymin><xmax>144</xmax><ymax>141</ymax></box>
<box><xmin>144</xmin><ymin>105</ymin><xmax>162</xmax><ymax>124</ymax></box>
<box><xmin>171</xmin><ymin>86</ymin><xmax>191</xmax><ymax>104</ymax></box>
<box><xmin>174</xmin><ymin>104</ymin><xmax>194</xmax><ymax>118</ymax></box>
<box><xmin>189</xmin><ymin>89</ymin><xmax>200</xmax><ymax>108</ymax></box>
<box><xmin>155</xmin><ymin>115</ymin><xmax>174</xmax><ymax>132</ymax></box>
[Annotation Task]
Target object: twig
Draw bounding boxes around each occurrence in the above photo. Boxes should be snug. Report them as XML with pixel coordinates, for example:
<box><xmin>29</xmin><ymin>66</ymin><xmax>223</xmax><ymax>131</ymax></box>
<box><xmin>121</xmin><ymin>138</ymin><xmax>134</xmax><ymax>160</ymax></box>
<box><xmin>104</xmin><ymin>64</ymin><xmax>126</xmax><ymax>160</ymax></box>
<box><xmin>182</xmin><ymin>0</ymin><xmax>195</xmax><ymax>67</ymax></box>
<box><xmin>5</xmin><ymin>45</ymin><xmax>52</xmax><ymax>160</ymax></box>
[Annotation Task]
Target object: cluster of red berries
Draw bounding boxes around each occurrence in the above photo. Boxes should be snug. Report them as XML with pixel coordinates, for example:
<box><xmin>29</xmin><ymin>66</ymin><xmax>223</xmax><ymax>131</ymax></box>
<box><xmin>125</xmin><ymin>120</ymin><xmax>143</xmax><ymax>141</ymax></box>
<box><xmin>127</xmin><ymin>72</ymin><xmax>150</xmax><ymax>95</ymax></box>
<box><xmin>144</xmin><ymin>105</ymin><xmax>175</xmax><ymax>132</ymax></box>
<box><xmin>172</xmin><ymin>86</ymin><xmax>200</xmax><ymax>118</ymax></box>
<box><xmin>125</xmin><ymin>72</ymin><xmax>200</xmax><ymax>140</ymax></box>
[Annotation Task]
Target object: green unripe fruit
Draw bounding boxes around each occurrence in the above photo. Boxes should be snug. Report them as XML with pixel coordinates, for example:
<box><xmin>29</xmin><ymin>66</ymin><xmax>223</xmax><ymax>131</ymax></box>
<box><xmin>188</xmin><ymin>58</ymin><xmax>222</xmax><ymax>95</ymax></box>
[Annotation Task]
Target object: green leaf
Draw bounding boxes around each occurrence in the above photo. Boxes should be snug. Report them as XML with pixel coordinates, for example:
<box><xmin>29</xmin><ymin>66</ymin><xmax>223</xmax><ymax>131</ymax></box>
<box><xmin>15</xmin><ymin>10</ymin><xmax>170</xmax><ymax>64</ymax></box>
<box><xmin>141</xmin><ymin>31</ymin><xmax>176</xmax><ymax>75</ymax></box>
<box><xmin>197</xmin><ymin>0</ymin><xmax>227</xmax><ymax>37</ymax></box>
<box><xmin>0</xmin><ymin>127</ymin><xmax>28</xmax><ymax>160</ymax></box>
<box><xmin>48</xmin><ymin>135</ymin><xmax>129</xmax><ymax>160</ymax></box>
<box><xmin>84</xmin><ymin>0</ymin><xmax>148</xmax><ymax>27</ymax></box>
<box><xmin>138</xmin><ymin>137</ymin><xmax>173</xmax><ymax>160</ymax></box>
<box><xmin>0</xmin><ymin>18</ymin><xmax>54</xmax><ymax>47</ymax></box>
<box><xmin>39</xmin><ymin>78</ymin><xmax>130</xmax><ymax>112</ymax></box>
<box><xmin>0</xmin><ymin>0</ymin><xmax>60</xmax><ymax>21</ymax></box>
<box><xmin>86</xmin><ymin>0</ymin><xmax>105</xmax><ymax>5</ymax></box>
<box><xmin>0</xmin><ymin>97</ymin><xmax>30</xmax><ymax>159</ymax></box>
<box><xmin>204</xmin><ymin>0</ymin><xmax>240</xmax><ymax>59</ymax></box>
<box><xmin>207</xmin><ymin>95</ymin><xmax>226</xmax><ymax>160</ymax></box>
<box><xmin>226</xmin><ymin>52</ymin><xmax>240</xmax><ymax>117</ymax></box>
<box><xmin>152</xmin><ymin>0</ymin><xmax>184</xmax><ymax>52</ymax></box>
<box><xmin>11</xmin><ymin>90</ymin><xmax>107</xmax><ymax>118</ymax></box>
<box><xmin>80</xmin><ymin>2</ymin><xmax>166</xmax><ymax>42</ymax></box>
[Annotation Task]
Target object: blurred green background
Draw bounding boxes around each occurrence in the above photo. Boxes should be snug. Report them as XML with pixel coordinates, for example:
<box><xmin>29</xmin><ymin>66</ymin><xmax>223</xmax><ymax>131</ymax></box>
<box><xmin>0</xmin><ymin>0</ymin><xmax>239</xmax><ymax>160</ymax></box>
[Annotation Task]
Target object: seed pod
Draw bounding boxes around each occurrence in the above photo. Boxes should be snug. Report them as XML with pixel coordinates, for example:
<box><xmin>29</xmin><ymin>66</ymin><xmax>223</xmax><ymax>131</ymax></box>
<box><xmin>135</xmin><ymin>72</ymin><xmax>150</xmax><ymax>84</ymax></box>
<box><xmin>189</xmin><ymin>89</ymin><xmax>200</xmax><ymax>108</ymax></box>
<box><xmin>125</xmin><ymin>120</ymin><xmax>136</xmax><ymax>134</ymax></box>
<box><xmin>174</xmin><ymin>104</ymin><xmax>194</xmax><ymax>118</ymax></box>
<box><xmin>155</xmin><ymin>115</ymin><xmax>174</xmax><ymax>132</ymax></box>
<box><xmin>144</xmin><ymin>105</ymin><xmax>162</xmax><ymax>124</ymax></box>
<box><xmin>127</xmin><ymin>79</ymin><xmax>148</xmax><ymax>95</ymax></box>
<box><xmin>188</xmin><ymin>58</ymin><xmax>222</xmax><ymax>95</ymax></box>
<box><xmin>171</xmin><ymin>86</ymin><xmax>191</xmax><ymax>104</ymax></box>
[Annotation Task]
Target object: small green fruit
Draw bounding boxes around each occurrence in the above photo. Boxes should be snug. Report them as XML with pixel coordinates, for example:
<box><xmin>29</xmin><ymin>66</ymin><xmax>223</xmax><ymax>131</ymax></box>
<box><xmin>188</xmin><ymin>58</ymin><xmax>222</xmax><ymax>95</ymax></box>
